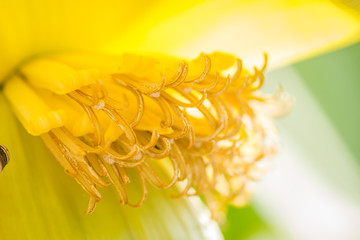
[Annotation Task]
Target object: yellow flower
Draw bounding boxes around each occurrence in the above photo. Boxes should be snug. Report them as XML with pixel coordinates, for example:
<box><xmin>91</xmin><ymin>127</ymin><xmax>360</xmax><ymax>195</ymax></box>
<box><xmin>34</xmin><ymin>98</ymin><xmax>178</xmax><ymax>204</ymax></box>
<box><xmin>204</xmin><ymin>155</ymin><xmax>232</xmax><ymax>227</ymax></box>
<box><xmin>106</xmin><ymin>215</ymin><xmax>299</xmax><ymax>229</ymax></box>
<box><xmin>0</xmin><ymin>0</ymin><xmax>359</xmax><ymax>239</ymax></box>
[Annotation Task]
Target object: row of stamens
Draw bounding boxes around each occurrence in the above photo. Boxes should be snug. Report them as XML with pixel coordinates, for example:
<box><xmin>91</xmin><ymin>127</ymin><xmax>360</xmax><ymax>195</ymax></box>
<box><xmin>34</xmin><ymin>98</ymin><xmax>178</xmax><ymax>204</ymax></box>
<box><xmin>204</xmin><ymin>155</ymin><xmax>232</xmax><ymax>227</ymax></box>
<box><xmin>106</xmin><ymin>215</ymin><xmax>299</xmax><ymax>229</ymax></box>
<box><xmin>40</xmin><ymin>54</ymin><xmax>270</xmax><ymax>213</ymax></box>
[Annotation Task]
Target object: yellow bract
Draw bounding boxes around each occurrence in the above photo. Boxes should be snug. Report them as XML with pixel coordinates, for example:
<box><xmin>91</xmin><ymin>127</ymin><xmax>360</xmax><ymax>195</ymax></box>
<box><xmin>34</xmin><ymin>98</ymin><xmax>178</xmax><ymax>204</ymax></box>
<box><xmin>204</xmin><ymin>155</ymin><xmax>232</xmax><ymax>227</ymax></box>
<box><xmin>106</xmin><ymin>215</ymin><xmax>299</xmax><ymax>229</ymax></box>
<box><xmin>21</xmin><ymin>59</ymin><xmax>100</xmax><ymax>95</ymax></box>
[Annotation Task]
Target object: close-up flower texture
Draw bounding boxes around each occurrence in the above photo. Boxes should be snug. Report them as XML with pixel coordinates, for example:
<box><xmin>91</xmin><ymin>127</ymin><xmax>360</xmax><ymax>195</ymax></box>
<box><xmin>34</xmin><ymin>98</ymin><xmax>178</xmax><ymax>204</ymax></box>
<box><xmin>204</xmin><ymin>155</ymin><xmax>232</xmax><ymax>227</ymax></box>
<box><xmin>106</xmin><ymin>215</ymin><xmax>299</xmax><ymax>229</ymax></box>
<box><xmin>1</xmin><ymin>0</ymin><xmax>360</xmax><ymax>239</ymax></box>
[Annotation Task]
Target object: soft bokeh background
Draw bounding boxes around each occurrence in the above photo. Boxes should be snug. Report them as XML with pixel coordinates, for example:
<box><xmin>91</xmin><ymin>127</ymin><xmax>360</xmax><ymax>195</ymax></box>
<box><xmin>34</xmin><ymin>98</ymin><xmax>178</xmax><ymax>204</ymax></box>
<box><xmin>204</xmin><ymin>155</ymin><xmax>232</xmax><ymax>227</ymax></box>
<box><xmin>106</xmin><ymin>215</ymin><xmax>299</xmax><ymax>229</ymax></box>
<box><xmin>223</xmin><ymin>41</ymin><xmax>360</xmax><ymax>240</ymax></box>
<box><xmin>145</xmin><ymin>1</ymin><xmax>360</xmax><ymax>239</ymax></box>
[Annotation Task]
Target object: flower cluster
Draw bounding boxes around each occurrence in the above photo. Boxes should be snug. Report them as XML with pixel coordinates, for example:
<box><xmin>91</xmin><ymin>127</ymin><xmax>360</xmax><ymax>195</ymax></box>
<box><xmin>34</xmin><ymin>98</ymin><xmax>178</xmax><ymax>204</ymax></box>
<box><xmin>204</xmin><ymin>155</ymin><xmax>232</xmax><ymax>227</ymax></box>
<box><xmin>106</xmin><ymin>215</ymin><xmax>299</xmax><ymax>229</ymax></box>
<box><xmin>4</xmin><ymin>52</ymin><xmax>291</xmax><ymax>214</ymax></box>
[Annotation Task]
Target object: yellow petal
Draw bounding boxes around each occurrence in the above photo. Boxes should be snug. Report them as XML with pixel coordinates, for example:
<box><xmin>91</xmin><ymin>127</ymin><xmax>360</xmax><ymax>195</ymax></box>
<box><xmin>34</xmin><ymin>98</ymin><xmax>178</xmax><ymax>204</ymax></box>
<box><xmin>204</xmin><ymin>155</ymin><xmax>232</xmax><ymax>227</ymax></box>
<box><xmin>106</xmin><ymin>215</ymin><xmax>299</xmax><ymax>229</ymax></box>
<box><xmin>1</xmin><ymin>0</ymin><xmax>359</xmax><ymax>81</ymax></box>
<box><xmin>3</xmin><ymin>76</ymin><xmax>65</xmax><ymax>135</ymax></box>
<box><xmin>20</xmin><ymin>58</ymin><xmax>100</xmax><ymax>94</ymax></box>
<box><xmin>0</xmin><ymin>0</ymin><xmax>205</xmax><ymax>82</ymax></box>
<box><xmin>134</xmin><ymin>0</ymin><xmax>360</xmax><ymax>68</ymax></box>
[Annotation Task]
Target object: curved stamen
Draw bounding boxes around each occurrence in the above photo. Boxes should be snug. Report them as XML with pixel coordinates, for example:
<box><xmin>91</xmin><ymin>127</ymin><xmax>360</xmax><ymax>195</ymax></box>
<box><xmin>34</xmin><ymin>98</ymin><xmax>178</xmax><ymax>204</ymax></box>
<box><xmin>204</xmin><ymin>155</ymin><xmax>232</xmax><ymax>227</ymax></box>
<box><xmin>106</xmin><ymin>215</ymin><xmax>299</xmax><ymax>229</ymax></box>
<box><xmin>100</xmin><ymin>160</ymin><xmax>128</xmax><ymax>205</ymax></box>
<box><xmin>81</xmin><ymin>105</ymin><xmax>103</xmax><ymax>146</ymax></box>
<box><xmin>85</xmin><ymin>196</ymin><xmax>98</xmax><ymax>214</ymax></box>
<box><xmin>169</xmin><ymin>143</ymin><xmax>187</xmax><ymax>181</ymax></box>
<box><xmin>212</xmin><ymin>74</ymin><xmax>231</xmax><ymax>96</ymax></box>
<box><xmin>112</xmin><ymin>83</ymin><xmax>144</xmax><ymax>128</ymax></box>
<box><xmin>185</xmin><ymin>124</ymin><xmax>195</xmax><ymax>149</ymax></box>
<box><xmin>261</xmin><ymin>53</ymin><xmax>268</xmax><ymax>72</ymax></box>
<box><xmin>68</xmin><ymin>95</ymin><xmax>104</xmax><ymax>146</ymax></box>
<box><xmin>85</xmin><ymin>153</ymin><xmax>107</xmax><ymax>177</ymax></box>
<box><xmin>57</xmin><ymin>127</ymin><xmax>101</xmax><ymax>153</ymax></box>
<box><xmin>164</xmin><ymin>61</ymin><xmax>184</xmax><ymax>88</ymax></box>
<box><xmin>127</xmin><ymin>168</ymin><xmax>148</xmax><ymax>208</ymax></box>
<box><xmin>184</xmin><ymin>54</ymin><xmax>211</xmax><ymax>83</ymax></box>
<box><xmin>76</xmin><ymin>157</ymin><xmax>110</xmax><ymax>188</ymax></box>
<box><xmin>220</xmin><ymin>117</ymin><xmax>243</xmax><ymax>140</ymax></box>
<box><xmin>171</xmin><ymin>164</ymin><xmax>193</xmax><ymax>199</ymax></box>
<box><xmin>74</xmin><ymin>175</ymin><xmax>102</xmax><ymax>202</ymax></box>
<box><xmin>186</xmin><ymin>72</ymin><xmax>219</xmax><ymax>92</ymax></box>
<box><xmin>186</xmin><ymin>156</ymin><xmax>207</xmax><ymax>196</ymax></box>
<box><xmin>113</xmin><ymin>74</ymin><xmax>165</xmax><ymax>95</ymax></box>
<box><xmin>102</xmin><ymin>108</ymin><xmax>136</xmax><ymax>146</ymax></box>
<box><xmin>146</xmin><ymin>137</ymin><xmax>171</xmax><ymax>159</ymax></box>
<box><xmin>114</xmin><ymin>165</ymin><xmax>131</xmax><ymax>184</ymax></box>
<box><xmin>139</xmin><ymin>129</ymin><xmax>160</xmax><ymax>151</ymax></box>
<box><xmin>165</xmin><ymin>62</ymin><xmax>189</xmax><ymax>88</ymax></box>
<box><xmin>247</xmin><ymin>68</ymin><xmax>265</xmax><ymax>91</ymax></box>
<box><xmin>105</xmin><ymin>145</ymin><xmax>142</xmax><ymax>165</ymax></box>
<box><xmin>187</xmin><ymin>140</ymin><xmax>215</xmax><ymax>156</ymax></box>
<box><xmin>138</xmin><ymin>162</ymin><xmax>169</xmax><ymax>189</ymax></box>
<box><xmin>231</xmin><ymin>58</ymin><xmax>243</xmax><ymax>82</ymax></box>
<box><xmin>147</xmin><ymin>76</ymin><xmax>166</xmax><ymax>96</ymax></box>
<box><xmin>69</xmin><ymin>91</ymin><xmax>94</xmax><ymax>106</ymax></box>
<box><xmin>164</xmin><ymin>104</ymin><xmax>191</xmax><ymax>139</ymax></box>
<box><xmin>183</xmin><ymin>92</ymin><xmax>218</xmax><ymax>129</ymax></box>
<box><xmin>161</xmin><ymin>90</ymin><xmax>207</xmax><ymax>108</ymax></box>
<box><xmin>152</xmin><ymin>97</ymin><xmax>174</xmax><ymax>129</ymax></box>
<box><xmin>48</xmin><ymin>131</ymin><xmax>103</xmax><ymax>202</ymax></box>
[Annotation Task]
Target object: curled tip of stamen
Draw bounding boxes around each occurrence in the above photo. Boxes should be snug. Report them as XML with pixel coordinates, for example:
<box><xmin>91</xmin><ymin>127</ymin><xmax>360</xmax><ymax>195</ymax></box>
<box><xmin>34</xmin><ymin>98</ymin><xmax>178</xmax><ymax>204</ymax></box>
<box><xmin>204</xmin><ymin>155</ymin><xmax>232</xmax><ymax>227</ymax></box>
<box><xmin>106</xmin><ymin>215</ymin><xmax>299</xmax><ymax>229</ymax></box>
<box><xmin>85</xmin><ymin>197</ymin><xmax>98</xmax><ymax>214</ymax></box>
<box><xmin>185</xmin><ymin>53</ymin><xmax>211</xmax><ymax>83</ymax></box>
<box><xmin>0</xmin><ymin>145</ymin><xmax>10</xmax><ymax>173</ymax></box>
<box><xmin>261</xmin><ymin>53</ymin><xmax>268</xmax><ymax>72</ymax></box>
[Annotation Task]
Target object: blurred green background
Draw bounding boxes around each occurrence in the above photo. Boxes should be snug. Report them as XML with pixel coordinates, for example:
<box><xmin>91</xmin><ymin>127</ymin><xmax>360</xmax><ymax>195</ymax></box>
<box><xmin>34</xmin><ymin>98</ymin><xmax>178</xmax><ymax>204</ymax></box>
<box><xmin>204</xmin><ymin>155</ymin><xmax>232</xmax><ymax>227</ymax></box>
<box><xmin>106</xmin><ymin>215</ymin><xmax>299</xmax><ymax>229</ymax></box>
<box><xmin>223</xmin><ymin>41</ymin><xmax>360</xmax><ymax>240</ymax></box>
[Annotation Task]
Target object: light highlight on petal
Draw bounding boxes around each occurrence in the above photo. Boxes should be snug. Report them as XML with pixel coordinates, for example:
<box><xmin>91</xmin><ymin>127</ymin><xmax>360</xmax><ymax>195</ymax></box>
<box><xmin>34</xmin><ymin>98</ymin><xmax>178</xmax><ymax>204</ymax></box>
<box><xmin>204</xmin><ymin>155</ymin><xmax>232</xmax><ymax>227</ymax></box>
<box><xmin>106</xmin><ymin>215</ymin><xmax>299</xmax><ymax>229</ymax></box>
<box><xmin>4</xmin><ymin>76</ymin><xmax>65</xmax><ymax>135</ymax></box>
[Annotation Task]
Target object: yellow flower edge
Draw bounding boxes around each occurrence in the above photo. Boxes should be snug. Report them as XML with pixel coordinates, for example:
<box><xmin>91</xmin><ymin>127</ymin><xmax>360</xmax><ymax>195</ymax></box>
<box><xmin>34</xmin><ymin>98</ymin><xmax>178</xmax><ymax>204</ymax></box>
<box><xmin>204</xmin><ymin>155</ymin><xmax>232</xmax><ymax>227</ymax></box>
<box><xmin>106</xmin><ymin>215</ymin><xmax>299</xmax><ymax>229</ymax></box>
<box><xmin>2</xmin><ymin>0</ymin><xmax>360</xmax><ymax>83</ymax></box>
<box><xmin>4</xmin><ymin>51</ymin><xmax>292</xmax><ymax>215</ymax></box>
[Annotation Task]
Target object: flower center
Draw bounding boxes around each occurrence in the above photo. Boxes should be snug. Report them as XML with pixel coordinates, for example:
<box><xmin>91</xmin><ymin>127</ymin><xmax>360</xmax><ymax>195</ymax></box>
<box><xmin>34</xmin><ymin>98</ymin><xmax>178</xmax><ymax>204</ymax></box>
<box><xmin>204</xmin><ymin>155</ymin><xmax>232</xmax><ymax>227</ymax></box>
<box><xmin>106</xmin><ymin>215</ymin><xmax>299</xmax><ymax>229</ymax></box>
<box><xmin>3</xmin><ymin>52</ymin><xmax>291</xmax><ymax>214</ymax></box>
